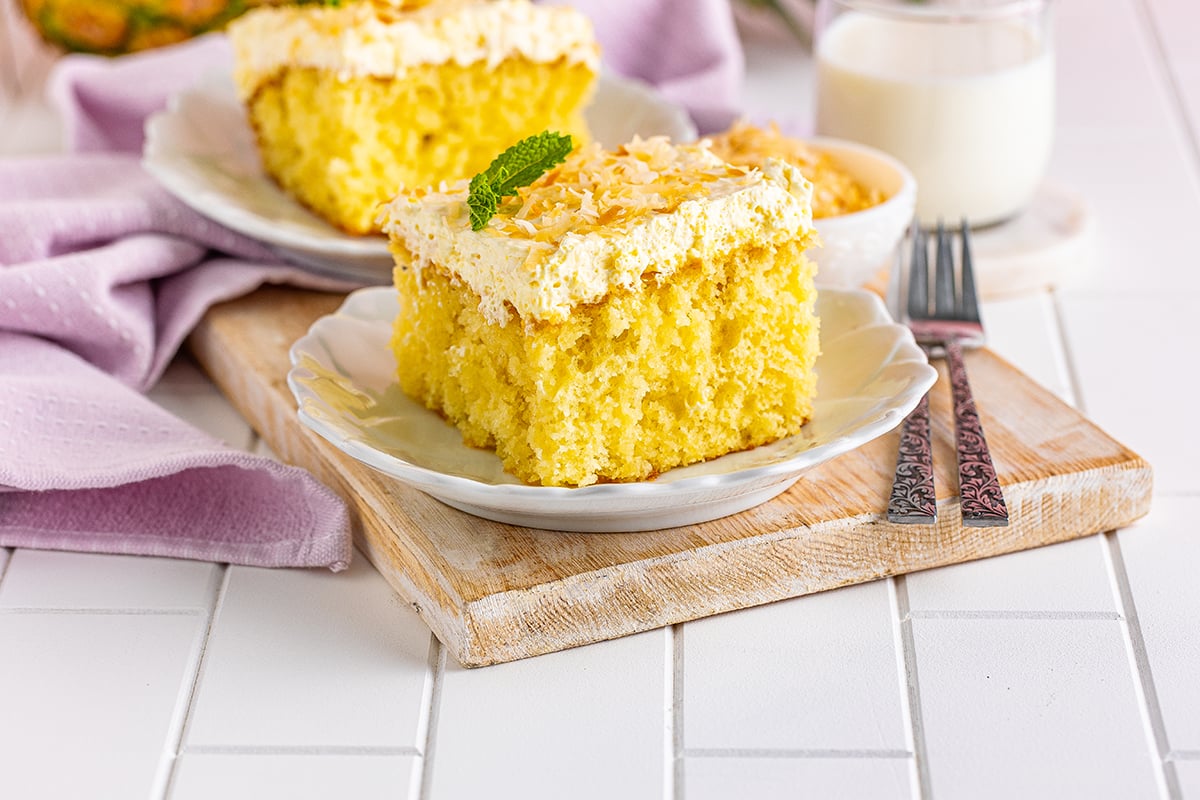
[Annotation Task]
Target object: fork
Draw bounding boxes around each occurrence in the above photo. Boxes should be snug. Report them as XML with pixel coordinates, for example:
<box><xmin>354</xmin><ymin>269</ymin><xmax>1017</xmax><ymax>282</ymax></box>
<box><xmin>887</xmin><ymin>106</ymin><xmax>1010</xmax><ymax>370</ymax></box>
<box><xmin>887</xmin><ymin>220</ymin><xmax>1009</xmax><ymax>527</ymax></box>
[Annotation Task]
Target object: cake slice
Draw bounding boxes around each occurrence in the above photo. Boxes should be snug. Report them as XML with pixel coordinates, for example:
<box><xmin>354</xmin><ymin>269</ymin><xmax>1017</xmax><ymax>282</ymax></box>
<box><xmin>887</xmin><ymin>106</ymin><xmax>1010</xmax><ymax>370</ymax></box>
<box><xmin>228</xmin><ymin>0</ymin><xmax>598</xmax><ymax>234</ymax></box>
<box><xmin>379</xmin><ymin>136</ymin><xmax>820</xmax><ymax>487</ymax></box>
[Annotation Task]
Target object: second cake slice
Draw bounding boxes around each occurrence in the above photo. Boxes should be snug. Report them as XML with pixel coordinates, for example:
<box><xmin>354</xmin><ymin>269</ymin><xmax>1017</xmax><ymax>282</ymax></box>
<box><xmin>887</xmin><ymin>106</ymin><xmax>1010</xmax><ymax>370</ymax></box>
<box><xmin>229</xmin><ymin>0</ymin><xmax>598</xmax><ymax>234</ymax></box>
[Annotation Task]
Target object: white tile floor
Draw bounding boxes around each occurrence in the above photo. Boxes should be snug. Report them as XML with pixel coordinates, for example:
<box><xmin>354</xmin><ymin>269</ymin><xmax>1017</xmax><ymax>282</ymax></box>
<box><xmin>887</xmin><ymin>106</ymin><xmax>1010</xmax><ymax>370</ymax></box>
<box><xmin>913</xmin><ymin>616</ymin><xmax>1162</xmax><ymax>799</ymax></box>
<box><xmin>0</xmin><ymin>549</ymin><xmax>219</xmax><ymax>609</ymax></box>
<box><xmin>171</xmin><ymin>753</ymin><xmax>422</xmax><ymax>800</ymax></box>
<box><xmin>182</xmin><ymin>561</ymin><xmax>434</xmax><ymax>751</ymax></box>
<box><xmin>1117</xmin><ymin>498</ymin><xmax>1200</xmax><ymax>757</ymax></box>
<box><xmin>432</xmin><ymin>630</ymin><xmax>670</xmax><ymax>799</ymax></box>
<box><xmin>0</xmin><ymin>612</ymin><xmax>208</xmax><ymax>798</ymax></box>
<box><xmin>1057</xmin><ymin>292</ymin><xmax>1200</xmax><ymax>494</ymax></box>
<box><xmin>2</xmin><ymin>0</ymin><xmax>1199</xmax><ymax>798</ymax></box>
<box><xmin>685</xmin><ymin>756</ymin><xmax>913</xmax><ymax>800</ymax></box>
<box><xmin>904</xmin><ymin>534</ymin><xmax>1117</xmax><ymax>615</ymax></box>
<box><xmin>681</xmin><ymin>581</ymin><xmax>908</xmax><ymax>753</ymax></box>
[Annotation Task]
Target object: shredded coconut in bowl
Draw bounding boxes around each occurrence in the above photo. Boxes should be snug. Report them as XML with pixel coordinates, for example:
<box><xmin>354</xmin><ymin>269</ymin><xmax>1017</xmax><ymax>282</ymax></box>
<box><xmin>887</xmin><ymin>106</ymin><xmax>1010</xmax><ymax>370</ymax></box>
<box><xmin>707</xmin><ymin>121</ymin><xmax>884</xmax><ymax>218</ymax></box>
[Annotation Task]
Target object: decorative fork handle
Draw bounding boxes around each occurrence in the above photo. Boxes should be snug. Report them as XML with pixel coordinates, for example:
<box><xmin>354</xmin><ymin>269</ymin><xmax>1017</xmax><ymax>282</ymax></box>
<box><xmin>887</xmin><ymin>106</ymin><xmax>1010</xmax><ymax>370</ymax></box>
<box><xmin>887</xmin><ymin>393</ymin><xmax>936</xmax><ymax>524</ymax></box>
<box><xmin>944</xmin><ymin>340</ymin><xmax>1009</xmax><ymax>527</ymax></box>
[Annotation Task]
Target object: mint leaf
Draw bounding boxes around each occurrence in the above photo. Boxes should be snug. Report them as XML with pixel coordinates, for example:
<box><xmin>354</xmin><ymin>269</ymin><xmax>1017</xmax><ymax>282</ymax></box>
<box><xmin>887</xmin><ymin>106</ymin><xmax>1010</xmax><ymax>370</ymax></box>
<box><xmin>467</xmin><ymin>131</ymin><xmax>574</xmax><ymax>231</ymax></box>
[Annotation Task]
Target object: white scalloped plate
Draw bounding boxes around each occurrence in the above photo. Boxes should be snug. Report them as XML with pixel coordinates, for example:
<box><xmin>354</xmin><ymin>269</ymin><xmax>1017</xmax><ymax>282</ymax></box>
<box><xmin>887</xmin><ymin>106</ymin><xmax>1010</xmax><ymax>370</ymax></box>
<box><xmin>287</xmin><ymin>287</ymin><xmax>937</xmax><ymax>531</ymax></box>
<box><xmin>142</xmin><ymin>73</ymin><xmax>697</xmax><ymax>283</ymax></box>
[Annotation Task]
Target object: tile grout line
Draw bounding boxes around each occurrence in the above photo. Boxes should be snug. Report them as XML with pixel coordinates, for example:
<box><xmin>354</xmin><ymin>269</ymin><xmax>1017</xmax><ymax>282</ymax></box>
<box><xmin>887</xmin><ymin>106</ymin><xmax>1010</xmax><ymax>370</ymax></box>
<box><xmin>1102</xmin><ymin>532</ymin><xmax>1180</xmax><ymax>800</ymax></box>
<box><xmin>1048</xmin><ymin>287</ymin><xmax>1200</xmax><ymax>299</ymax></box>
<box><xmin>1048</xmin><ymin>289</ymin><xmax>1087</xmax><ymax>416</ymax></box>
<box><xmin>0</xmin><ymin>607</ymin><xmax>209</xmax><ymax>616</ymax></box>
<box><xmin>662</xmin><ymin>625</ymin><xmax>676</xmax><ymax>800</ymax></box>
<box><xmin>1167</xmin><ymin>751</ymin><xmax>1200</xmax><ymax>762</ymax></box>
<box><xmin>1155</xmin><ymin>489</ymin><xmax>1200</xmax><ymax>499</ymax></box>
<box><xmin>183</xmin><ymin>744</ymin><xmax>422</xmax><ymax>756</ymax></box>
<box><xmin>892</xmin><ymin>576</ymin><xmax>932</xmax><ymax>799</ymax></box>
<box><xmin>158</xmin><ymin>563</ymin><xmax>231</xmax><ymax>800</ymax></box>
<box><xmin>1037</xmin><ymin>291</ymin><xmax>1079</xmax><ymax>409</ymax></box>
<box><xmin>685</xmin><ymin>747</ymin><xmax>913</xmax><ymax>759</ymax></box>
<box><xmin>0</xmin><ymin>547</ymin><xmax>14</xmax><ymax>590</ymax></box>
<box><xmin>416</xmin><ymin>637</ymin><xmax>447</xmax><ymax>800</ymax></box>
<box><xmin>672</xmin><ymin>623</ymin><xmax>685</xmax><ymax>800</ymax></box>
<box><xmin>906</xmin><ymin>610</ymin><xmax>1122</xmax><ymax>621</ymax></box>
<box><xmin>1133</xmin><ymin>0</ymin><xmax>1200</xmax><ymax>180</ymax></box>
<box><xmin>407</xmin><ymin>633</ymin><xmax>441</xmax><ymax>799</ymax></box>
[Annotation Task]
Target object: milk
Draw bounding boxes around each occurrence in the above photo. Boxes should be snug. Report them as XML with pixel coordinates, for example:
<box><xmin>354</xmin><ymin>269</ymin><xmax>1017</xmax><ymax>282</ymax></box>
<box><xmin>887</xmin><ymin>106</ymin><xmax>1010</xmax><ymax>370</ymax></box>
<box><xmin>816</xmin><ymin>10</ymin><xmax>1054</xmax><ymax>226</ymax></box>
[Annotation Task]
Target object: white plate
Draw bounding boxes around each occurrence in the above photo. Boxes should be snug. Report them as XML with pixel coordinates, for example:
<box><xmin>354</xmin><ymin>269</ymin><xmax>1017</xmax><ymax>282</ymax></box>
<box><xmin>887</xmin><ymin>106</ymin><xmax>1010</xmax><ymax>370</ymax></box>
<box><xmin>287</xmin><ymin>287</ymin><xmax>937</xmax><ymax>532</ymax></box>
<box><xmin>142</xmin><ymin>73</ymin><xmax>698</xmax><ymax>283</ymax></box>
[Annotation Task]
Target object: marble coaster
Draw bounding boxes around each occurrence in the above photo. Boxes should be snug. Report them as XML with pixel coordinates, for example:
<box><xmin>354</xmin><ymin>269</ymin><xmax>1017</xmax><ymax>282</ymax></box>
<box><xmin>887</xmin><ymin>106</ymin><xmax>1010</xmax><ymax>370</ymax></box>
<box><xmin>970</xmin><ymin>180</ymin><xmax>1095</xmax><ymax>299</ymax></box>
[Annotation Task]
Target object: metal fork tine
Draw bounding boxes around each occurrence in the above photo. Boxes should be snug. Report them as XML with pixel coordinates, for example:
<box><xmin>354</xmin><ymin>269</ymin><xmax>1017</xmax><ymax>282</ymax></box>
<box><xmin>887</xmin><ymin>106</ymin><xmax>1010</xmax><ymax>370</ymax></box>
<box><xmin>906</xmin><ymin>223</ymin><xmax>928</xmax><ymax>320</ymax></box>
<box><xmin>959</xmin><ymin>218</ymin><xmax>981</xmax><ymax>324</ymax></box>
<box><xmin>933</xmin><ymin>220</ymin><xmax>956</xmax><ymax>319</ymax></box>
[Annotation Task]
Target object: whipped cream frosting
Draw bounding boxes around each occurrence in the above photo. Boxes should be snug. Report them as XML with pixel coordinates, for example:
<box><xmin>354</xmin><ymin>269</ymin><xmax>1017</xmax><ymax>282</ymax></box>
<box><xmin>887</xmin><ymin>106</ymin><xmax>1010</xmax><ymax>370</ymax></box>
<box><xmin>229</xmin><ymin>0</ymin><xmax>599</xmax><ymax>98</ymax></box>
<box><xmin>380</xmin><ymin>138</ymin><xmax>816</xmax><ymax>326</ymax></box>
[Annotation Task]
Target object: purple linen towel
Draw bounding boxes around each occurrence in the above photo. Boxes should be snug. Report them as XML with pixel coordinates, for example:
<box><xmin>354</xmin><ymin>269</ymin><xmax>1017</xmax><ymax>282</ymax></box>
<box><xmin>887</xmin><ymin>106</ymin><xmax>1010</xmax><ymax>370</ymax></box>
<box><xmin>548</xmin><ymin>0</ymin><xmax>745</xmax><ymax>133</ymax></box>
<box><xmin>2</xmin><ymin>59</ymin><xmax>356</xmax><ymax>569</ymax></box>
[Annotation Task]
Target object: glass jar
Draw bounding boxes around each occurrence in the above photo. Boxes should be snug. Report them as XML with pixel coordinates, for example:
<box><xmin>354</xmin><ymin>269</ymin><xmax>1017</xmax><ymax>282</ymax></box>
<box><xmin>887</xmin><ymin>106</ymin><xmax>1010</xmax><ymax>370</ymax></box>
<box><xmin>814</xmin><ymin>0</ymin><xmax>1055</xmax><ymax>227</ymax></box>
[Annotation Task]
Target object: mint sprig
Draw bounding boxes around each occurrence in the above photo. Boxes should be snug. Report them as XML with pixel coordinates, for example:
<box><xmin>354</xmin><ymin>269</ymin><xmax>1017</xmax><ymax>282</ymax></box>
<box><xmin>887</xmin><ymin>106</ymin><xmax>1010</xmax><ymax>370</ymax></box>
<box><xmin>467</xmin><ymin>131</ymin><xmax>574</xmax><ymax>231</ymax></box>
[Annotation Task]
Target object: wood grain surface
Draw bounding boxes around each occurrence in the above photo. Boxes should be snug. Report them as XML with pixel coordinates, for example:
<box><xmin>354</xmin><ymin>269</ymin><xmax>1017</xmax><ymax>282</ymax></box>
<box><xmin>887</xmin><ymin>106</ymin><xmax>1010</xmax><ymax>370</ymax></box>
<box><xmin>188</xmin><ymin>285</ymin><xmax>1152</xmax><ymax>667</ymax></box>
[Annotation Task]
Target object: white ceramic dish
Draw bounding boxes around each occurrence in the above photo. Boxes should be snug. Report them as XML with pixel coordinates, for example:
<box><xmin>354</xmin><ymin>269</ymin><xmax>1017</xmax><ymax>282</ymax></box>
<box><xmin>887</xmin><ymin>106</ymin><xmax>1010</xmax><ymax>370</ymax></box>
<box><xmin>142</xmin><ymin>73</ymin><xmax>697</xmax><ymax>284</ymax></box>
<box><xmin>287</xmin><ymin>287</ymin><xmax>937</xmax><ymax>532</ymax></box>
<box><xmin>806</xmin><ymin>136</ymin><xmax>917</xmax><ymax>290</ymax></box>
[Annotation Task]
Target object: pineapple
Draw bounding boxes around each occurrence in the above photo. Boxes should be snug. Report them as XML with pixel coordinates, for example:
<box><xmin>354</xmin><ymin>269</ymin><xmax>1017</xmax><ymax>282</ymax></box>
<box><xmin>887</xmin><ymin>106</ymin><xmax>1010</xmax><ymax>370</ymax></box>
<box><xmin>17</xmin><ymin>0</ymin><xmax>293</xmax><ymax>56</ymax></box>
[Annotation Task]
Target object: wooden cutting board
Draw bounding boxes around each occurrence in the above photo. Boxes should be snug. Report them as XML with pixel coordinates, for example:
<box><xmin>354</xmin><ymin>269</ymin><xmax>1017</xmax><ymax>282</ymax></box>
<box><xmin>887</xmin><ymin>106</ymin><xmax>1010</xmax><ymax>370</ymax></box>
<box><xmin>188</xmin><ymin>285</ymin><xmax>1152</xmax><ymax>667</ymax></box>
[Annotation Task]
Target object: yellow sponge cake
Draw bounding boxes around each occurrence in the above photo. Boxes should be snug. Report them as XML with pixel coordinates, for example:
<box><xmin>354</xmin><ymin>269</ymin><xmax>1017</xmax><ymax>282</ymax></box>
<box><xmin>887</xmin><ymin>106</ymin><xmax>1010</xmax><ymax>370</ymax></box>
<box><xmin>380</xmin><ymin>136</ymin><xmax>820</xmax><ymax>487</ymax></box>
<box><xmin>228</xmin><ymin>0</ymin><xmax>598</xmax><ymax>234</ymax></box>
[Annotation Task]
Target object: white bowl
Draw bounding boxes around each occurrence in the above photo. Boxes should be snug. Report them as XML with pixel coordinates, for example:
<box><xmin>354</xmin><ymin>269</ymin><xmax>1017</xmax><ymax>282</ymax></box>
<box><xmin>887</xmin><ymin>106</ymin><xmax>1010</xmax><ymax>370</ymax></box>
<box><xmin>806</xmin><ymin>137</ymin><xmax>917</xmax><ymax>289</ymax></box>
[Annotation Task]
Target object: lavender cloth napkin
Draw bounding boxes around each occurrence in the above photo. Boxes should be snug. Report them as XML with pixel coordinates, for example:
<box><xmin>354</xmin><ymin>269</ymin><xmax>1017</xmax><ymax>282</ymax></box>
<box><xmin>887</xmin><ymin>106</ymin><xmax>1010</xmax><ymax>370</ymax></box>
<box><xmin>0</xmin><ymin>116</ymin><xmax>356</xmax><ymax>570</ymax></box>
<box><xmin>548</xmin><ymin>0</ymin><xmax>744</xmax><ymax>134</ymax></box>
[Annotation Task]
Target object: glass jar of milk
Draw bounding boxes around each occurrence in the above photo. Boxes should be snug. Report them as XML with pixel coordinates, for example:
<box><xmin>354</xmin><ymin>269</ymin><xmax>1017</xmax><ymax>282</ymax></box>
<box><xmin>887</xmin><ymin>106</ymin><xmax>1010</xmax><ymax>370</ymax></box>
<box><xmin>815</xmin><ymin>0</ymin><xmax>1054</xmax><ymax>227</ymax></box>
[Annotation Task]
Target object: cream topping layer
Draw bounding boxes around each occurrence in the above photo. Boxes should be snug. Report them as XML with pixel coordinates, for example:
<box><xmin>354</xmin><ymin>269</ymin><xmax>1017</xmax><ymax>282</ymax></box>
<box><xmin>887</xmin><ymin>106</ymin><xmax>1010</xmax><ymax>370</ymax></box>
<box><xmin>380</xmin><ymin>138</ymin><xmax>816</xmax><ymax>326</ymax></box>
<box><xmin>229</xmin><ymin>0</ymin><xmax>599</xmax><ymax>98</ymax></box>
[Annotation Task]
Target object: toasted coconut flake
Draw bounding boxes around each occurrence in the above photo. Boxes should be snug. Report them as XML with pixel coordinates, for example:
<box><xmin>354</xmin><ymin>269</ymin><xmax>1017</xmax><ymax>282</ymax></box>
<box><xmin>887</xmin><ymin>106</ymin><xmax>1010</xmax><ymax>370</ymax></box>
<box><xmin>707</xmin><ymin>121</ymin><xmax>883</xmax><ymax>218</ymax></box>
<box><xmin>461</xmin><ymin>136</ymin><xmax>762</xmax><ymax>245</ymax></box>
